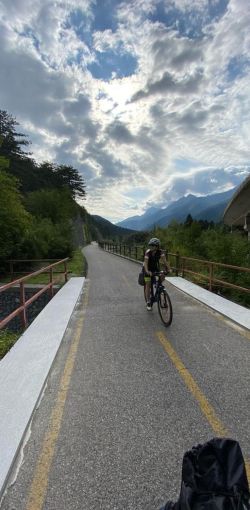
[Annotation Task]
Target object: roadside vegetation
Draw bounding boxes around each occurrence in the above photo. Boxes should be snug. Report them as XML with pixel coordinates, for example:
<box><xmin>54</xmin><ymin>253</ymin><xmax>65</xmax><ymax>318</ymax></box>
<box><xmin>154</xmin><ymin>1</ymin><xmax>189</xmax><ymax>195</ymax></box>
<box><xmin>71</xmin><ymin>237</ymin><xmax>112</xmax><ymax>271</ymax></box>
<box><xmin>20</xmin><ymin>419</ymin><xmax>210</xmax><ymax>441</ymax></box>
<box><xmin>0</xmin><ymin>109</ymin><xmax>88</xmax><ymax>274</ymax></box>
<box><xmin>0</xmin><ymin>330</ymin><xmax>20</xmax><ymax>360</ymax></box>
<box><xmin>123</xmin><ymin>216</ymin><xmax>250</xmax><ymax>307</ymax></box>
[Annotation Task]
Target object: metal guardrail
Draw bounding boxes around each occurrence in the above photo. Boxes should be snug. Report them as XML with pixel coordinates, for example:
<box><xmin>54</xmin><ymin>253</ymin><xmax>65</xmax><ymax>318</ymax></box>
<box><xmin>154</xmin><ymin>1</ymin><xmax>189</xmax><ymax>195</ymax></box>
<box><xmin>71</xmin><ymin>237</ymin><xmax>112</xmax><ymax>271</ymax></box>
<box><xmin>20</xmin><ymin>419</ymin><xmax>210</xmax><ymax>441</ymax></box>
<box><xmin>7</xmin><ymin>259</ymin><xmax>65</xmax><ymax>281</ymax></box>
<box><xmin>0</xmin><ymin>258</ymin><xmax>69</xmax><ymax>330</ymax></box>
<box><xmin>168</xmin><ymin>253</ymin><xmax>250</xmax><ymax>294</ymax></box>
<box><xmin>99</xmin><ymin>242</ymin><xmax>250</xmax><ymax>297</ymax></box>
<box><xmin>99</xmin><ymin>242</ymin><xmax>146</xmax><ymax>261</ymax></box>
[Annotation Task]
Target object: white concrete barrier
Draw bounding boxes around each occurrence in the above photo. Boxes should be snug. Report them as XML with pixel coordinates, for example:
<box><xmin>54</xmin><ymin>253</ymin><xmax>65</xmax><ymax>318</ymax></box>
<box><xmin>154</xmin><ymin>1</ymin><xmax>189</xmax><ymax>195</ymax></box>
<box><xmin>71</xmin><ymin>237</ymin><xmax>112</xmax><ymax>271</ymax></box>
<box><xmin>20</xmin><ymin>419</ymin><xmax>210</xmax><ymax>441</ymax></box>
<box><xmin>0</xmin><ymin>277</ymin><xmax>85</xmax><ymax>498</ymax></box>
<box><xmin>168</xmin><ymin>277</ymin><xmax>250</xmax><ymax>331</ymax></box>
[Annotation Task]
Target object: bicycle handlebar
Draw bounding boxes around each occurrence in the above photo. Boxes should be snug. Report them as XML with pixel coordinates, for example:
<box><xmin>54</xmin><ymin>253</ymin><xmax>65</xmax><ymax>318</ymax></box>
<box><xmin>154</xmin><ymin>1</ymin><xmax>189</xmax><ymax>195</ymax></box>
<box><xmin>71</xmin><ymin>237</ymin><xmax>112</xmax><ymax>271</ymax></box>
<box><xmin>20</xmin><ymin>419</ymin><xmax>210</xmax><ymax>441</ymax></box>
<box><xmin>152</xmin><ymin>270</ymin><xmax>169</xmax><ymax>276</ymax></box>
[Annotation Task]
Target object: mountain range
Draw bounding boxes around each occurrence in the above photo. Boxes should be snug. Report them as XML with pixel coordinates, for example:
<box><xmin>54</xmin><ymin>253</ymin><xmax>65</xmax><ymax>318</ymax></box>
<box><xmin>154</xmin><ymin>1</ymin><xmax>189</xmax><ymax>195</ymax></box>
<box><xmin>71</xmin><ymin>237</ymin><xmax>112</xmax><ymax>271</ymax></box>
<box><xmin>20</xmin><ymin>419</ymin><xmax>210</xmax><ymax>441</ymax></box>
<box><xmin>116</xmin><ymin>188</ymin><xmax>236</xmax><ymax>231</ymax></box>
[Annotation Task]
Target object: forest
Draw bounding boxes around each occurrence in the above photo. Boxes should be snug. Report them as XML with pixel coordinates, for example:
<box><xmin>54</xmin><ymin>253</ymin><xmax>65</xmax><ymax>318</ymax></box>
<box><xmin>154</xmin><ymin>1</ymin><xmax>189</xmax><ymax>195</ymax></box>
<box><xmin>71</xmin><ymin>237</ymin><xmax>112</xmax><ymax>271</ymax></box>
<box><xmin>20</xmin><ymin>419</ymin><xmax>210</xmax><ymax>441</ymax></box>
<box><xmin>0</xmin><ymin>109</ymin><xmax>95</xmax><ymax>273</ymax></box>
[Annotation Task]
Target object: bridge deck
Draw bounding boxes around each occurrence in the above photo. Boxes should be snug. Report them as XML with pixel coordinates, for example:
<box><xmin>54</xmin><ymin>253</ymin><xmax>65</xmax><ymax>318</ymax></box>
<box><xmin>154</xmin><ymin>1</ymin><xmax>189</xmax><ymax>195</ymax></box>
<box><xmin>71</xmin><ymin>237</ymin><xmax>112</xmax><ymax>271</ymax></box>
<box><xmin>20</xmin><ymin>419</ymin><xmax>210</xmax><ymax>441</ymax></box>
<box><xmin>0</xmin><ymin>243</ymin><xmax>249</xmax><ymax>510</ymax></box>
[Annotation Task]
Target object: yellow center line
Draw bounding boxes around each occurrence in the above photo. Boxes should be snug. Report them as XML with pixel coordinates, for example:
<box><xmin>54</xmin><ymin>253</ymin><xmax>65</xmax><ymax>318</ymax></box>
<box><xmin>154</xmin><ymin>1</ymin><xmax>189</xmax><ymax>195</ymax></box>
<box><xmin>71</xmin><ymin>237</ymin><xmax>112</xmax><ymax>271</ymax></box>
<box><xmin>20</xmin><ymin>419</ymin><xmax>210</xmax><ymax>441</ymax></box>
<box><xmin>25</xmin><ymin>284</ymin><xmax>89</xmax><ymax>510</ymax></box>
<box><xmin>156</xmin><ymin>330</ymin><xmax>250</xmax><ymax>482</ymax></box>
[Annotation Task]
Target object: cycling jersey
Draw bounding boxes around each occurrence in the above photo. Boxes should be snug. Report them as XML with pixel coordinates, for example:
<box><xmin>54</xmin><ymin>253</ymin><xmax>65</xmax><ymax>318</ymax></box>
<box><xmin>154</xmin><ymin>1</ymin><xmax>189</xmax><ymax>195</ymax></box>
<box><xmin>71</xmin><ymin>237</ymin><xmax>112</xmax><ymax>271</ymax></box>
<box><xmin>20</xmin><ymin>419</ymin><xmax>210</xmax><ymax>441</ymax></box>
<box><xmin>144</xmin><ymin>248</ymin><xmax>165</xmax><ymax>272</ymax></box>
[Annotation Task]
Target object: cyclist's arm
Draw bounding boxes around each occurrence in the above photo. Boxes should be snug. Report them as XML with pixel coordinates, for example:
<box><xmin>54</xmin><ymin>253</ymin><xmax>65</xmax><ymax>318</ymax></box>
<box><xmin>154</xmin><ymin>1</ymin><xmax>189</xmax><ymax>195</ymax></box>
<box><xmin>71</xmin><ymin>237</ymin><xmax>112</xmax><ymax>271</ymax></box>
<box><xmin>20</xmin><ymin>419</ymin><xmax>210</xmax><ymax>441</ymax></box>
<box><xmin>144</xmin><ymin>255</ymin><xmax>152</xmax><ymax>275</ymax></box>
<box><xmin>160</xmin><ymin>254</ymin><xmax>171</xmax><ymax>272</ymax></box>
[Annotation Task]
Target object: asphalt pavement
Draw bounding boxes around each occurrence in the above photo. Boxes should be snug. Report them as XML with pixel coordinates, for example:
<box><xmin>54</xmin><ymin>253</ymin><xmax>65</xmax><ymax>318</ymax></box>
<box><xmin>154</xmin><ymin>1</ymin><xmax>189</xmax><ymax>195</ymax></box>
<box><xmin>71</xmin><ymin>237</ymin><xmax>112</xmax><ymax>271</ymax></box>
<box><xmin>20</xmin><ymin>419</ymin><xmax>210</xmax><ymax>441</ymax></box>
<box><xmin>1</xmin><ymin>242</ymin><xmax>249</xmax><ymax>510</ymax></box>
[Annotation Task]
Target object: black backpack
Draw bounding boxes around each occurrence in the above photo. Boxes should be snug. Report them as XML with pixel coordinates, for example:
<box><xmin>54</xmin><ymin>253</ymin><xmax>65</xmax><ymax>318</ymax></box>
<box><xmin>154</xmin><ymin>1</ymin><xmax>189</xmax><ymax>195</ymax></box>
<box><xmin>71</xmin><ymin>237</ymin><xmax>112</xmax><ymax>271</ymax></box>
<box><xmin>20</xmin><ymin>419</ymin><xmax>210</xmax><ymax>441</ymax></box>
<box><xmin>138</xmin><ymin>266</ymin><xmax>145</xmax><ymax>286</ymax></box>
<box><xmin>160</xmin><ymin>438</ymin><xmax>250</xmax><ymax>510</ymax></box>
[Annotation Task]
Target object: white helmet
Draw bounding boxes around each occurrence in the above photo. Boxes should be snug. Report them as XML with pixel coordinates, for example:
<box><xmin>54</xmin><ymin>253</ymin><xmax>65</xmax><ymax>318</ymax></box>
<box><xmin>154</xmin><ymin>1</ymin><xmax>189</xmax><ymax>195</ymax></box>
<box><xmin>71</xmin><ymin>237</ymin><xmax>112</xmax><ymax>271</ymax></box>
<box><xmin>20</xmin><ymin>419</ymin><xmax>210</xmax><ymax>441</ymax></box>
<box><xmin>148</xmin><ymin>237</ymin><xmax>160</xmax><ymax>247</ymax></box>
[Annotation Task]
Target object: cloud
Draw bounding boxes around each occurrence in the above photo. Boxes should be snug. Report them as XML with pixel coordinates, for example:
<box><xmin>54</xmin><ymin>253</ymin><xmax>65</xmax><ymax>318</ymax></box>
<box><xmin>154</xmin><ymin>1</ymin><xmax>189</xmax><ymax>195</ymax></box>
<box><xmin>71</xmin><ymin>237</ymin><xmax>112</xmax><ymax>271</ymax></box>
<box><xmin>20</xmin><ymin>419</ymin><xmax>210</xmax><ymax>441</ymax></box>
<box><xmin>0</xmin><ymin>0</ymin><xmax>249</xmax><ymax>223</ymax></box>
<box><xmin>106</xmin><ymin>120</ymin><xmax>135</xmax><ymax>144</ymax></box>
<box><xmin>147</xmin><ymin>166</ymin><xmax>250</xmax><ymax>207</ymax></box>
<box><xmin>131</xmin><ymin>67</ymin><xmax>203</xmax><ymax>101</ymax></box>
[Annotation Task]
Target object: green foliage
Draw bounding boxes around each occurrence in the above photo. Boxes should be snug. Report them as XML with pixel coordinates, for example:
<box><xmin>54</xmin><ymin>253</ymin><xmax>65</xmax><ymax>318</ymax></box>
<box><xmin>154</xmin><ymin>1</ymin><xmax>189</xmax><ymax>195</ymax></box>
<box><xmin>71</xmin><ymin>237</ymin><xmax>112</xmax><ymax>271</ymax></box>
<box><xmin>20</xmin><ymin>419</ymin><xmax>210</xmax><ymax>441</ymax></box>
<box><xmin>25</xmin><ymin>188</ymin><xmax>77</xmax><ymax>223</ymax></box>
<box><xmin>68</xmin><ymin>248</ymin><xmax>86</xmax><ymax>276</ymax></box>
<box><xmin>151</xmin><ymin>218</ymin><xmax>249</xmax><ymax>306</ymax></box>
<box><xmin>124</xmin><ymin>230</ymin><xmax>149</xmax><ymax>246</ymax></box>
<box><xmin>0</xmin><ymin>329</ymin><xmax>20</xmax><ymax>359</ymax></box>
<box><xmin>20</xmin><ymin>218</ymin><xmax>74</xmax><ymax>259</ymax></box>
<box><xmin>0</xmin><ymin>110</ymin><xmax>86</xmax><ymax>200</ymax></box>
<box><xmin>0</xmin><ymin>109</ymin><xmax>90</xmax><ymax>265</ymax></box>
<box><xmin>52</xmin><ymin>164</ymin><xmax>86</xmax><ymax>199</ymax></box>
<box><xmin>0</xmin><ymin>110</ymin><xmax>30</xmax><ymax>158</ymax></box>
<box><xmin>0</xmin><ymin>170</ymin><xmax>31</xmax><ymax>260</ymax></box>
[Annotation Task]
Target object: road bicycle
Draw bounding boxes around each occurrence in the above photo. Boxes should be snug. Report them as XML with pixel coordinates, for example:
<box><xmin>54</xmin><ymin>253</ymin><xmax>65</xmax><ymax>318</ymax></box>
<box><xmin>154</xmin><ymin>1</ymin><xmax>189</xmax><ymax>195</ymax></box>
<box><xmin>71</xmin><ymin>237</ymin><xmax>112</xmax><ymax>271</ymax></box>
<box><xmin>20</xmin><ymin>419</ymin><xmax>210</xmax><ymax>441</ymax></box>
<box><xmin>144</xmin><ymin>271</ymin><xmax>173</xmax><ymax>327</ymax></box>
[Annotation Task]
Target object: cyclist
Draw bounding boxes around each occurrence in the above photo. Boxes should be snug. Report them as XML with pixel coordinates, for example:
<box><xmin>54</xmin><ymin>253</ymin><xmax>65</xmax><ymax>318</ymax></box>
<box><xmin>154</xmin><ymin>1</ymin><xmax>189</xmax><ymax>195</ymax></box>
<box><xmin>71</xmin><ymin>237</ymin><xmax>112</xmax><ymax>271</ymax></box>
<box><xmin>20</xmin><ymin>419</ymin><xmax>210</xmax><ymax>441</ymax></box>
<box><xmin>143</xmin><ymin>238</ymin><xmax>171</xmax><ymax>311</ymax></box>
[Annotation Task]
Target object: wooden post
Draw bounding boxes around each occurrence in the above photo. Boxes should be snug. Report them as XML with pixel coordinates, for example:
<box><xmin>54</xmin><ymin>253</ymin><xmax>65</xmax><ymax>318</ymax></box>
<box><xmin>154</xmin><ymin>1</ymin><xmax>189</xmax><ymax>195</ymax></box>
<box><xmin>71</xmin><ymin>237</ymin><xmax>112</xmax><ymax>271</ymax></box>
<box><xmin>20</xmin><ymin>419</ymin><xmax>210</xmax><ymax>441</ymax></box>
<box><xmin>182</xmin><ymin>257</ymin><xmax>185</xmax><ymax>278</ymax></box>
<box><xmin>209</xmin><ymin>263</ymin><xmax>214</xmax><ymax>292</ymax></box>
<box><xmin>10</xmin><ymin>261</ymin><xmax>14</xmax><ymax>282</ymax></box>
<box><xmin>20</xmin><ymin>282</ymin><xmax>27</xmax><ymax>328</ymax></box>
<box><xmin>64</xmin><ymin>261</ymin><xmax>68</xmax><ymax>282</ymax></box>
<box><xmin>176</xmin><ymin>251</ymin><xmax>180</xmax><ymax>276</ymax></box>
<box><xmin>50</xmin><ymin>267</ymin><xmax>54</xmax><ymax>298</ymax></box>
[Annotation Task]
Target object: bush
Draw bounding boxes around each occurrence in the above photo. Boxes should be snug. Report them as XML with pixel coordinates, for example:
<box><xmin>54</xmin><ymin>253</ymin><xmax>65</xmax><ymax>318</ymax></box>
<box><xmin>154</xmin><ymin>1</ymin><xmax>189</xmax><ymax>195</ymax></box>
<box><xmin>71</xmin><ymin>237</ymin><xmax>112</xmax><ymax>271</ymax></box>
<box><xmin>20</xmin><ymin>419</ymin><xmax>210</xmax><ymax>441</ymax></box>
<box><xmin>0</xmin><ymin>329</ymin><xmax>20</xmax><ymax>359</ymax></box>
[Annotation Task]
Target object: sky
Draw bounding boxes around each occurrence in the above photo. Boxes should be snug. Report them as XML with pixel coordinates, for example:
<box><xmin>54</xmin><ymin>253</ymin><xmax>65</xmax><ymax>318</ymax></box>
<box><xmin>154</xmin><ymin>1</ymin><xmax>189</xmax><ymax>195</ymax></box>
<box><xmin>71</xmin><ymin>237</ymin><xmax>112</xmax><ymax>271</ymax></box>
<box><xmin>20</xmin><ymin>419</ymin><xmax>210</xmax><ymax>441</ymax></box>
<box><xmin>0</xmin><ymin>0</ymin><xmax>250</xmax><ymax>223</ymax></box>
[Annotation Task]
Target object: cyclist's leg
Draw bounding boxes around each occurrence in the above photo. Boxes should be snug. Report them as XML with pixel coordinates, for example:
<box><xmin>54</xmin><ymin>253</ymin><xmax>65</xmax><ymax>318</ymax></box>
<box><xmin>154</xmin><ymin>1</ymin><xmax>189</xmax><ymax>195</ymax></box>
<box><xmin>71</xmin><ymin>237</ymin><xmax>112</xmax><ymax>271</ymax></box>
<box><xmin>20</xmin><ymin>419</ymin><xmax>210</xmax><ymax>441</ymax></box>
<box><xmin>144</xmin><ymin>275</ymin><xmax>152</xmax><ymax>308</ymax></box>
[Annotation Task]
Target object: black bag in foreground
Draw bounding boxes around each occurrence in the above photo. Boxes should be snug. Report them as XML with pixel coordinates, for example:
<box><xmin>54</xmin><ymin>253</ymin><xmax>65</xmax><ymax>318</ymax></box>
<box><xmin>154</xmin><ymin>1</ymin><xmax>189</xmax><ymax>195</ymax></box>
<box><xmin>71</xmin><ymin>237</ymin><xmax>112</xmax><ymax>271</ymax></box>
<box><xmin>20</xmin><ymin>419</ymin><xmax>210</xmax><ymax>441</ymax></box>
<box><xmin>160</xmin><ymin>438</ymin><xmax>250</xmax><ymax>510</ymax></box>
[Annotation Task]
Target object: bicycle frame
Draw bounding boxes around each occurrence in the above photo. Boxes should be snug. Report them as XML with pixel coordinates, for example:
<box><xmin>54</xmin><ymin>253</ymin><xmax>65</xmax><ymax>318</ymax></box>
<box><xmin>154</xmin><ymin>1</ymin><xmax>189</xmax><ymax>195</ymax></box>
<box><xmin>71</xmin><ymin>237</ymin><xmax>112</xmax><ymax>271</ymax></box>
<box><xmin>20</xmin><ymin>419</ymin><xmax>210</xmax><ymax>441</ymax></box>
<box><xmin>144</xmin><ymin>271</ymin><xmax>173</xmax><ymax>326</ymax></box>
<box><xmin>150</xmin><ymin>272</ymin><xmax>166</xmax><ymax>306</ymax></box>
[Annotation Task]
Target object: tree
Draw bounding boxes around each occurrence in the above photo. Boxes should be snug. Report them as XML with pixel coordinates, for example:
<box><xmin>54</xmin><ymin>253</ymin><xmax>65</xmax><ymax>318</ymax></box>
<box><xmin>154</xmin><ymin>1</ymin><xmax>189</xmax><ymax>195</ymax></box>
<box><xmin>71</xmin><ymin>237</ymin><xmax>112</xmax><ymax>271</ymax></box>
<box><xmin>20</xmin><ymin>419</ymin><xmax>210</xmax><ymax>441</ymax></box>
<box><xmin>0</xmin><ymin>170</ymin><xmax>31</xmax><ymax>260</ymax></box>
<box><xmin>0</xmin><ymin>110</ymin><xmax>30</xmax><ymax>159</ymax></box>
<box><xmin>53</xmin><ymin>164</ymin><xmax>86</xmax><ymax>199</ymax></box>
<box><xmin>25</xmin><ymin>188</ymin><xmax>77</xmax><ymax>223</ymax></box>
<box><xmin>0</xmin><ymin>135</ymin><xmax>9</xmax><ymax>171</ymax></box>
<box><xmin>184</xmin><ymin>214</ymin><xmax>193</xmax><ymax>227</ymax></box>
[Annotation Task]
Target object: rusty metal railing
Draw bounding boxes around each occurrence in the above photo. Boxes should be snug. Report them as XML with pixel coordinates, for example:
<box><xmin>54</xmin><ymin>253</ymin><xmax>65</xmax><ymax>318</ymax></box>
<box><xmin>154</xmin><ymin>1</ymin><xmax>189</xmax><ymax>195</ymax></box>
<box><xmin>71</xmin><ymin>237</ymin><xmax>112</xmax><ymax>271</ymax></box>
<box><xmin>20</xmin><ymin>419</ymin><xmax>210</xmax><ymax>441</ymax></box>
<box><xmin>99</xmin><ymin>242</ymin><xmax>250</xmax><ymax>298</ymax></box>
<box><xmin>99</xmin><ymin>242</ymin><xmax>146</xmax><ymax>261</ymax></box>
<box><xmin>7</xmin><ymin>259</ymin><xmax>65</xmax><ymax>281</ymax></box>
<box><xmin>0</xmin><ymin>258</ymin><xmax>69</xmax><ymax>330</ymax></box>
<box><xmin>168</xmin><ymin>253</ymin><xmax>250</xmax><ymax>295</ymax></box>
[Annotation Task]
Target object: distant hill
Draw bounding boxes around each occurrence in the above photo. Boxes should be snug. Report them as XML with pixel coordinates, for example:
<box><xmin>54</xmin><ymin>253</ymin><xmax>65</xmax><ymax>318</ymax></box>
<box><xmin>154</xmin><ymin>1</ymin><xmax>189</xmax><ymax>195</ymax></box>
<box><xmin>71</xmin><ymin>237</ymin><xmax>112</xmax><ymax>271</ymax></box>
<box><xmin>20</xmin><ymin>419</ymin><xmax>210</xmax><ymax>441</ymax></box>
<box><xmin>116</xmin><ymin>188</ymin><xmax>236</xmax><ymax>231</ymax></box>
<box><xmin>90</xmin><ymin>215</ymin><xmax>135</xmax><ymax>240</ymax></box>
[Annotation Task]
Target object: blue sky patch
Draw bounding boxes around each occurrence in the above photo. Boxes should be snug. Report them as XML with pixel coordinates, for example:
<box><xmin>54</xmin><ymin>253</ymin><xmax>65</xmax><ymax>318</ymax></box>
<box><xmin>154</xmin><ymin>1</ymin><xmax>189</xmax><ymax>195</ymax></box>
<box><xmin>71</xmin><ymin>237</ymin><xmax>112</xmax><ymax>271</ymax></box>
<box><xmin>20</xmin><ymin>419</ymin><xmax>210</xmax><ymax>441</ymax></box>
<box><xmin>173</xmin><ymin>158</ymin><xmax>201</xmax><ymax>171</ymax></box>
<box><xmin>208</xmin><ymin>0</ymin><xmax>229</xmax><ymax>21</ymax></box>
<box><xmin>126</xmin><ymin>187</ymin><xmax>149</xmax><ymax>201</ymax></box>
<box><xmin>18</xmin><ymin>26</ymin><xmax>40</xmax><ymax>51</ymax></box>
<box><xmin>148</xmin><ymin>0</ymin><xmax>229</xmax><ymax>38</ymax></box>
<box><xmin>88</xmin><ymin>50</ymin><xmax>137</xmax><ymax>80</ymax></box>
<box><xmin>64</xmin><ymin>9</ymin><xmax>92</xmax><ymax>46</ymax></box>
<box><xmin>91</xmin><ymin>0</ymin><xmax>121</xmax><ymax>32</ymax></box>
<box><xmin>227</xmin><ymin>56</ymin><xmax>249</xmax><ymax>82</ymax></box>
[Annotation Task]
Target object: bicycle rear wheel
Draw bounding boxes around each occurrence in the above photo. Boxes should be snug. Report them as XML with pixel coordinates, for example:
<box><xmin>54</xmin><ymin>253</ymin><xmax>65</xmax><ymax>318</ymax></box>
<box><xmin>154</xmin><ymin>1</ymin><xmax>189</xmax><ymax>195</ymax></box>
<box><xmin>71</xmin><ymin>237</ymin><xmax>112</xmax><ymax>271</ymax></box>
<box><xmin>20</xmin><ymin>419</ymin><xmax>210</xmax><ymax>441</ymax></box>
<box><xmin>157</xmin><ymin>289</ymin><xmax>173</xmax><ymax>326</ymax></box>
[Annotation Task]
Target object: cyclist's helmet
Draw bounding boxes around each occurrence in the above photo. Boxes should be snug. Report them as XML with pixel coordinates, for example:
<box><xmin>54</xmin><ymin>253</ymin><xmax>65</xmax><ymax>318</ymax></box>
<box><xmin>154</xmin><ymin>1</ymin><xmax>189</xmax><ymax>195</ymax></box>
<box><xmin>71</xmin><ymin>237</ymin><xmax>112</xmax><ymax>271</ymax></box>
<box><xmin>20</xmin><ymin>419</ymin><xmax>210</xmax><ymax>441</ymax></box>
<box><xmin>148</xmin><ymin>237</ymin><xmax>160</xmax><ymax>247</ymax></box>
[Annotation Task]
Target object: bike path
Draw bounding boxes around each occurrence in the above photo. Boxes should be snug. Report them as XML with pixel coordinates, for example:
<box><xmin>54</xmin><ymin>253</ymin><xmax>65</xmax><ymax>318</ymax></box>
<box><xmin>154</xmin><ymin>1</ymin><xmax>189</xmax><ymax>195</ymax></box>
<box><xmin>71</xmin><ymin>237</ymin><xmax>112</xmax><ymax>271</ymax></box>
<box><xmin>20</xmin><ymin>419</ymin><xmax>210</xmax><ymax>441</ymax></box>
<box><xmin>1</xmin><ymin>243</ymin><xmax>249</xmax><ymax>510</ymax></box>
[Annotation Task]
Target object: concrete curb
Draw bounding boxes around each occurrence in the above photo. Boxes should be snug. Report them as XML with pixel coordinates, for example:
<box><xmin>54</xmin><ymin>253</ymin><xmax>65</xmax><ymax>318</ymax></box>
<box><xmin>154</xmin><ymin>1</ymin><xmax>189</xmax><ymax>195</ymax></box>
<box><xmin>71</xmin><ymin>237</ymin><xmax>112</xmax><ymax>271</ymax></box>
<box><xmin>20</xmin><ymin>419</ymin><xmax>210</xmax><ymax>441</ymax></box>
<box><xmin>0</xmin><ymin>277</ymin><xmax>85</xmax><ymax>498</ymax></box>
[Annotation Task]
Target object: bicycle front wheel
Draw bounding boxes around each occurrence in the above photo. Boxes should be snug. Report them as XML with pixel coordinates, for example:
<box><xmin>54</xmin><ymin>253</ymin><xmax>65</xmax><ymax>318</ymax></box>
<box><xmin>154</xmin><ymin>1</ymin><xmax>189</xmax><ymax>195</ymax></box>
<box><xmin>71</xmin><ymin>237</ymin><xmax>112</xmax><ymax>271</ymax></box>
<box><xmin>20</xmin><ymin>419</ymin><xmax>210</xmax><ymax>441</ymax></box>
<box><xmin>157</xmin><ymin>289</ymin><xmax>173</xmax><ymax>326</ymax></box>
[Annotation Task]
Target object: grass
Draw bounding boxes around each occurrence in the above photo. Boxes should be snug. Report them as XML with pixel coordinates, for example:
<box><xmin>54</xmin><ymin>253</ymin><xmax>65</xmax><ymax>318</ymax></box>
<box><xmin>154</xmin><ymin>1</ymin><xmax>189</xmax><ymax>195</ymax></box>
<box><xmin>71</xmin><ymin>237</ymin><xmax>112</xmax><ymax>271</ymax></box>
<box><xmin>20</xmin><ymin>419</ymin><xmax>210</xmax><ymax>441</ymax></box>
<box><xmin>68</xmin><ymin>248</ymin><xmax>87</xmax><ymax>277</ymax></box>
<box><xmin>0</xmin><ymin>249</ymin><xmax>87</xmax><ymax>358</ymax></box>
<box><xmin>1</xmin><ymin>248</ymin><xmax>87</xmax><ymax>285</ymax></box>
<box><xmin>27</xmin><ymin>248</ymin><xmax>86</xmax><ymax>284</ymax></box>
<box><xmin>0</xmin><ymin>329</ymin><xmax>20</xmax><ymax>359</ymax></box>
